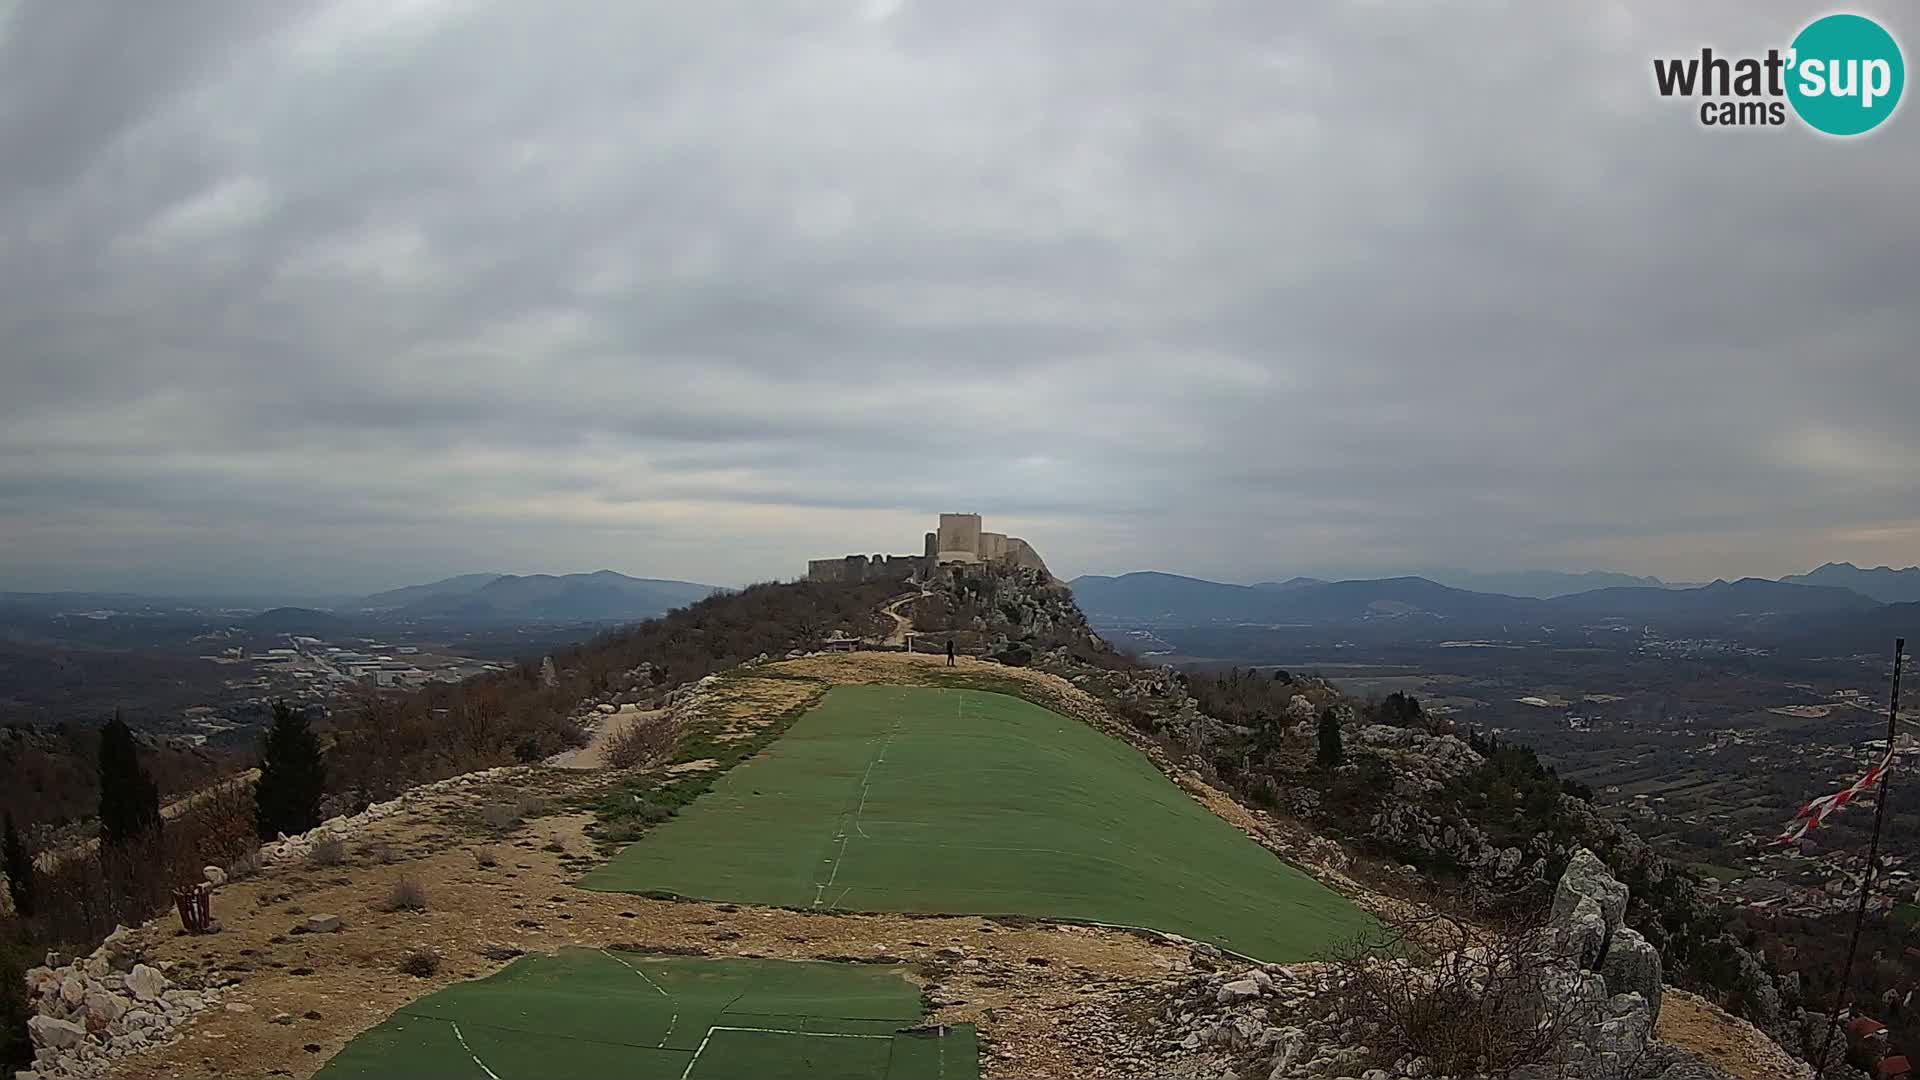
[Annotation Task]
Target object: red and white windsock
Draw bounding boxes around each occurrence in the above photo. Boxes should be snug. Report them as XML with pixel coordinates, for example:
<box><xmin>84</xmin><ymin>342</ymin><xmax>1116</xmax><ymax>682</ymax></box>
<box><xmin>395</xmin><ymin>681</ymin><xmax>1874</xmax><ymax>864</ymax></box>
<box><xmin>1775</xmin><ymin>747</ymin><xmax>1895</xmax><ymax>845</ymax></box>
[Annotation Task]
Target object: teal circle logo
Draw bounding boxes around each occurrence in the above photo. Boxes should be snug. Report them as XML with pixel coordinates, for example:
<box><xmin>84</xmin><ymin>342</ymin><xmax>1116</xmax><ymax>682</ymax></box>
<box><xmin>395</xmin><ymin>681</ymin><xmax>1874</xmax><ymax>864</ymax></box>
<box><xmin>1787</xmin><ymin>14</ymin><xmax>1904</xmax><ymax>136</ymax></box>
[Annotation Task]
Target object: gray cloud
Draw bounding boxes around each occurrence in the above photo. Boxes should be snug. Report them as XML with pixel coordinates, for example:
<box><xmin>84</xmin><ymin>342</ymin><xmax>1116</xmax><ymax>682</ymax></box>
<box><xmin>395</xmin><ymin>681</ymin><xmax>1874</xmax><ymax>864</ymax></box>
<box><xmin>2</xmin><ymin>0</ymin><xmax>1917</xmax><ymax>594</ymax></box>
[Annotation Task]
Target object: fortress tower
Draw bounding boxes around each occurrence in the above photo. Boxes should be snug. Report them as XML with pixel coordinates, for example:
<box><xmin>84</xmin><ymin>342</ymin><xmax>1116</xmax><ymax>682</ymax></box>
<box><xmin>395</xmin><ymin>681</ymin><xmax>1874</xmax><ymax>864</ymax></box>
<box><xmin>808</xmin><ymin>512</ymin><xmax>1050</xmax><ymax>582</ymax></box>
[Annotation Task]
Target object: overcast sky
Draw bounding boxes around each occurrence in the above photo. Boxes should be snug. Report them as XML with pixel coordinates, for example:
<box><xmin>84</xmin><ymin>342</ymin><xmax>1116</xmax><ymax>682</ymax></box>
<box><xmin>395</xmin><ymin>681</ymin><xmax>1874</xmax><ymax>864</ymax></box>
<box><xmin>2</xmin><ymin>1</ymin><xmax>1917</xmax><ymax>595</ymax></box>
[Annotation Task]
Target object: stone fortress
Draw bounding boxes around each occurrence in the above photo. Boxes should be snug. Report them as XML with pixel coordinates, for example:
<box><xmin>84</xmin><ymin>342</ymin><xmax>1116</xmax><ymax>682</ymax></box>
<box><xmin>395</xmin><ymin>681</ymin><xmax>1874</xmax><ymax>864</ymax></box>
<box><xmin>806</xmin><ymin>513</ymin><xmax>1050</xmax><ymax>583</ymax></box>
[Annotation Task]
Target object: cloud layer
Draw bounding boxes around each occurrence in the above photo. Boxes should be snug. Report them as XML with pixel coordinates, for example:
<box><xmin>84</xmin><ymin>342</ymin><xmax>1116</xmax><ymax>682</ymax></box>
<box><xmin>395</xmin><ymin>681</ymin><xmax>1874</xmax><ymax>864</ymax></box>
<box><xmin>3</xmin><ymin>1</ymin><xmax>1917</xmax><ymax>593</ymax></box>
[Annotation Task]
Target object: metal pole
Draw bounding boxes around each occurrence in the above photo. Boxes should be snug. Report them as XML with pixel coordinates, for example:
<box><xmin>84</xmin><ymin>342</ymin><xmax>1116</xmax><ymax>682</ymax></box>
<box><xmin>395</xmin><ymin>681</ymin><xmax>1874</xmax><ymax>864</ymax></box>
<box><xmin>1816</xmin><ymin>638</ymin><xmax>1905</xmax><ymax>1078</ymax></box>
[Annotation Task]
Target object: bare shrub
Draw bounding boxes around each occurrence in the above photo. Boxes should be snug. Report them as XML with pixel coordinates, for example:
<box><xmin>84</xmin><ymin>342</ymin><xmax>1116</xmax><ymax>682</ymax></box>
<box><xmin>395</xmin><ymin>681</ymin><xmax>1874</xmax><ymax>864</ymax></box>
<box><xmin>305</xmin><ymin>836</ymin><xmax>346</xmax><ymax>868</ymax></box>
<box><xmin>360</xmin><ymin>840</ymin><xmax>398</xmax><ymax>865</ymax></box>
<box><xmin>225</xmin><ymin>847</ymin><xmax>263</xmax><ymax>882</ymax></box>
<box><xmin>398</xmin><ymin>948</ymin><xmax>440</xmax><ymax>977</ymax></box>
<box><xmin>33</xmin><ymin>780</ymin><xmax>259</xmax><ymax>949</ymax></box>
<box><xmin>513</xmin><ymin>795</ymin><xmax>548</xmax><ymax>819</ymax></box>
<box><xmin>382</xmin><ymin>876</ymin><xmax>427</xmax><ymax>913</ymax></box>
<box><xmin>604</xmin><ymin>715</ymin><xmax>682</xmax><ymax>770</ymax></box>
<box><xmin>473</xmin><ymin>847</ymin><xmax>498</xmax><ymax>869</ymax></box>
<box><xmin>1322</xmin><ymin>906</ymin><xmax>1594</xmax><ymax>1078</ymax></box>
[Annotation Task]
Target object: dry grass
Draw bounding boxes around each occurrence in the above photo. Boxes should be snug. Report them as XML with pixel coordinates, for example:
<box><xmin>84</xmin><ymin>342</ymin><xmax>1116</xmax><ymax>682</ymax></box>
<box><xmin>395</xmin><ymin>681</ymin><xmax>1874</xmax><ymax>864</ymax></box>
<box><xmin>397</xmin><ymin>948</ymin><xmax>440</xmax><ymax>977</ymax></box>
<box><xmin>306</xmin><ymin>836</ymin><xmax>347</xmax><ymax>868</ymax></box>
<box><xmin>381</xmin><ymin>876</ymin><xmax>428</xmax><ymax>913</ymax></box>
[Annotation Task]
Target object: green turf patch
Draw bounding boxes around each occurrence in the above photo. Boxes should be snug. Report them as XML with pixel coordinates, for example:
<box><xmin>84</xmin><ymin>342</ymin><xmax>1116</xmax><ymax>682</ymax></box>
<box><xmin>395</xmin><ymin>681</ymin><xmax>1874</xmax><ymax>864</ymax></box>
<box><xmin>580</xmin><ymin>685</ymin><xmax>1374</xmax><ymax>960</ymax></box>
<box><xmin>314</xmin><ymin>950</ymin><xmax>974</xmax><ymax>1080</ymax></box>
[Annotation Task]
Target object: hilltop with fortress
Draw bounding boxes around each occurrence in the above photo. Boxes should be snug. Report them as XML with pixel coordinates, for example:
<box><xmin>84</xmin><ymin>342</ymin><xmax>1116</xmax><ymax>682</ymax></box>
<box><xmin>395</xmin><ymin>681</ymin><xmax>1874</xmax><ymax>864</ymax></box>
<box><xmin>806</xmin><ymin>513</ymin><xmax>1051</xmax><ymax>583</ymax></box>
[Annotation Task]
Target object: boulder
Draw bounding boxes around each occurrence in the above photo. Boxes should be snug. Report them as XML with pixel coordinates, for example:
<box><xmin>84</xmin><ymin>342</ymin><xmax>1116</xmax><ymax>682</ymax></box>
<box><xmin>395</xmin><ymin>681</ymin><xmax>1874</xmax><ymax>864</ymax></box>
<box><xmin>1552</xmin><ymin>848</ymin><xmax>1627</xmax><ymax>948</ymax></box>
<box><xmin>1265</xmin><ymin>1028</ymin><xmax>1307</xmax><ymax>1080</ymax></box>
<box><xmin>1559</xmin><ymin>894</ymin><xmax>1609</xmax><ymax>970</ymax></box>
<box><xmin>1601</xmin><ymin>926</ymin><xmax>1663</xmax><ymax>1021</ymax></box>
<box><xmin>304</xmin><ymin>914</ymin><xmax>342</xmax><ymax>934</ymax></box>
<box><xmin>124</xmin><ymin>964</ymin><xmax>167</xmax><ymax>1002</ymax></box>
<box><xmin>203</xmin><ymin>865</ymin><xmax>227</xmax><ymax>887</ymax></box>
<box><xmin>84</xmin><ymin>991</ymin><xmax>126</xmax><ymax>1026</ymax></box>
<box><xmin>58</xmin><ymin>977</ymin><xmax>85</xmax><ymax>1008</ymax></box>
<box><xmin>27</xmin><ymin>1016</ymin><xmax>86</xmax><ymax>1050</ymax></box>
<box><xmin>1216</xmin><ymin>978</ymin><xmax>1263</xmax><ymax>1004</ymax></box>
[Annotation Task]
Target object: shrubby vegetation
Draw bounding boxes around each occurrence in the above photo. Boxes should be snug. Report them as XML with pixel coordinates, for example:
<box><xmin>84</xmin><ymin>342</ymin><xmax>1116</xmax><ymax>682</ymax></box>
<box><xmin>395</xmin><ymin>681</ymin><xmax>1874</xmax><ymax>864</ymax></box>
<box><xmin>327</xmin><ymin>579</ymin><xmax>896</xmax><ymax>805</ymax></box>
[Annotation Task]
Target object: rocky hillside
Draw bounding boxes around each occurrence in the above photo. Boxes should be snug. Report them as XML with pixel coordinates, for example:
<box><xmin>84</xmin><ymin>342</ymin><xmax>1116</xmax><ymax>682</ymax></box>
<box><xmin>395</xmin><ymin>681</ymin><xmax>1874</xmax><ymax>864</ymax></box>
<box><xmin>5</xmin><ymin>568</ymin><xmax>1834</xmax><ymax>1080</ymax></box>
<box><xmin>929</xmin><ymin>561</ymin><xmax>1823</xmax><ymax>1072</ymax></box>
<box><xmin>1144</xmin><ymin>850</ymin><xmax>1809</xmax><ymax>1080</ymax></box>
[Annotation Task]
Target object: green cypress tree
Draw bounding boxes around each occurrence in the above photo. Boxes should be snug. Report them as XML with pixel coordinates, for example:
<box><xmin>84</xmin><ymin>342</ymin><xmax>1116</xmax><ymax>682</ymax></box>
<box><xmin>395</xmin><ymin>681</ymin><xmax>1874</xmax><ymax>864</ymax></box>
<box><xmin>0</xmin><ymin>944</ymin><xmax>30</xmax><ymax>1074</ymax></box>
<box><xmin>1316</xmin><ymin>706</ymin><xmax>1344</xmax><ymax>769</ymax></box>
<box><xmin>255</xmin><ymin>702</ymin><xmax>327</xmax><ymax>840</ymax></box>
<box><xmin>98</xmin><ymin>712</ymin><xmax>162</xmax><ymax>845</ymax></box>
<box><xmin>1</xmin><ymin>813</ymin><xmax>32</xmax><ymax>918</ymax></box>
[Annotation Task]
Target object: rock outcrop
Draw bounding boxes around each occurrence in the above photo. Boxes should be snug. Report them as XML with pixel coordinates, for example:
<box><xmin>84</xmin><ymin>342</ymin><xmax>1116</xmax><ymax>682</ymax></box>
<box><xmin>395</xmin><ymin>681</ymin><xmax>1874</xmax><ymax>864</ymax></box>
<box><xmin>1149</xmin><ymin>851</ymin><xmax>1742</xmax><ymax>1080</ymax></box>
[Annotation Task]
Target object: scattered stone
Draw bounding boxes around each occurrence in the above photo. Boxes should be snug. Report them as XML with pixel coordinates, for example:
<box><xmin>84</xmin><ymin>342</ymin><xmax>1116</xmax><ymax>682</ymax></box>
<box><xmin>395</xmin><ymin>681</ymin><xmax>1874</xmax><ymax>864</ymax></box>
<box><xmin>125</xmin><ymin>964</ymin><xmax>168</xmax><ymax>1002</ymax></box>
<box><xmin>28</xmin><ymin>1016</ymin><xmax>87</xmax><ymax>1050</ymax></box>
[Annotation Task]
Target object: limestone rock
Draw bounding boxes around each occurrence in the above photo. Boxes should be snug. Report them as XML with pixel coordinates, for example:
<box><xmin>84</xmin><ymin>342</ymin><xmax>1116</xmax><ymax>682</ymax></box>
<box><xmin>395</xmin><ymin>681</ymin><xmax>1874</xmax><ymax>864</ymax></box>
<box><xmin>1552</xmin><ymin>848</ymin><xmax>1627</xmax><ymax>947</ymax></box>
<box><xmin>124</xmin><ymin>964</ymin><xmax>167</xmax><ymax>1002</ymax></box>
<box><xmin>1216</xmin><ymin>978</ymin><xmax>1263</xmax><ymax>1004</ymax></box>
<box><xmin>1560</xmin><ymin>894</ymin><xmax>1609</xmax><ymax>970</ymax></box>
<box><xmin>304</xmin><ymin>914</ymin><xmax>342</xmax><ymax>934</ymax></box>
<box><xmin>83</xmin><ymin>992</ymin><xmax>126</xmax><ymax>1026</ymax></box>
<box><xmin>1601</xmin><ymin>926</ymin><xmax>1663</xmax><ymax>1022</ymax></box>
<box><xmin>203</xmin><ymin>865</ymin><xmax>227</xmax><ymax>887</ymax></box>
<box><xmin>27</xmin><ymin>1016</ymin><xmax>86</xmax><ymax>1050</ymax></box>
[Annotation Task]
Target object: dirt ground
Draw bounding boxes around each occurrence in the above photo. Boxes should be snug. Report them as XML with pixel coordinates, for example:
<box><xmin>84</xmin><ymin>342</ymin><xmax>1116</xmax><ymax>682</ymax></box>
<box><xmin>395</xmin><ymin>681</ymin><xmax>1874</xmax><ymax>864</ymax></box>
<box><xmin>1657</xmin><ymin>988</ymin><xmax>1812</xmax><ymax>1080</ymax></box>
<box><xmin>102</xmin><ymin>650</ymin><xmax>1796</xmax><ymax>1080</ymax></box>
<box><xmin>109</xmin><ymin>761</ymin><xmax>1181</xmax><ymax>1080</ymax></box>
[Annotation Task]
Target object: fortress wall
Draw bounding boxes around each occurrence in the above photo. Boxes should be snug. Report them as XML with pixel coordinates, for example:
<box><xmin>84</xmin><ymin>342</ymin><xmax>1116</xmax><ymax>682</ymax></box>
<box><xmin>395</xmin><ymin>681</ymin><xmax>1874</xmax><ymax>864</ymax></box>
<box><xmin>978</xmin><ymin>532</ymin><xmax>1009</xmax><ymax>560</ymax></box>
<box><xmin>1003</xmin><ymin>538</ymin><xmax>1051</xmax><ymax>577</ymax></box>
<box><xmin>808</xmin><ymin>558</ymin><xmax>855</xmax><ymax>583</ymax></box>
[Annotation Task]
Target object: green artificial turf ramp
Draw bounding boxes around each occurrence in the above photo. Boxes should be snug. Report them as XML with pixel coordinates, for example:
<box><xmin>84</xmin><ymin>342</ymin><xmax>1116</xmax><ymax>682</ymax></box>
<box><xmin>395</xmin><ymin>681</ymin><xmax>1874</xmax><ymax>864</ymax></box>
<box><xmin>580</xmin><ymin>684</ymin><xmax>1373</xmax><ymax>960</ymax></box>
<box><xmin>314</xmin><ymin>949</ymin><xmax>975</xmax><ymax>1080</ymax></box>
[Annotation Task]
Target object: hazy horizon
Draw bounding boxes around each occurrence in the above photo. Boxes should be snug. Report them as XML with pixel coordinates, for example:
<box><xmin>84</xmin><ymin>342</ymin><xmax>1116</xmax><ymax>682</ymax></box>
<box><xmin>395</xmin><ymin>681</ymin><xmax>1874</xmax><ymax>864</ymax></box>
<box><xmin>4</xmin><ymin>2</ymin><xmax>1917</xmax><ymax>596</ymax></box>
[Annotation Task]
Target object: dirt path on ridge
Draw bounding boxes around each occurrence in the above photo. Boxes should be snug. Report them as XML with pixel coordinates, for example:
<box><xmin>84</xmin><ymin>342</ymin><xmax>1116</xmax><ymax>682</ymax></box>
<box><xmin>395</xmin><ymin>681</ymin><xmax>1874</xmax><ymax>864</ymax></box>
<box><xmin>879</xmin><ymin>591</ymin><xmax>925</xmax><ymax>646</ymax></box>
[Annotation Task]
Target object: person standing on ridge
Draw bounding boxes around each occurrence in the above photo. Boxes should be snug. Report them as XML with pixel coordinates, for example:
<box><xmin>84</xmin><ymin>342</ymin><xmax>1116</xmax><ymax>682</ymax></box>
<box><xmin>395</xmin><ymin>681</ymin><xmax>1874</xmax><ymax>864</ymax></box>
<box><xmin>946</xmin><ymin>638</ymin><xmax>956</xmax><ymax>667</ymax></box>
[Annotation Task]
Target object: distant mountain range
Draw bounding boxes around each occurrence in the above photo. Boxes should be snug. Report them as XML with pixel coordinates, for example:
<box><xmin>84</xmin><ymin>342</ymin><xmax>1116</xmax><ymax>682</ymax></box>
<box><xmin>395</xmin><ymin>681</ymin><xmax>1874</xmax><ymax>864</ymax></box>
<box><xmin>1068</xmin><ymin>570</ymin><xmax>1886</xmax><ymax>630</ymax></box>
<box><xmin>1779</xmin><ymin>562</ymin><xmax>1920</xmax><ymax>605</ymax></box>
<box><xmin>1420</xmin><ymin>569</ymin><xmax>1678</xmax><ymax>599</ymax></box>
<box><xmin>345</xmin><ymin>571</ymin><xmax>720</xmax><ymax>623</ymax></box>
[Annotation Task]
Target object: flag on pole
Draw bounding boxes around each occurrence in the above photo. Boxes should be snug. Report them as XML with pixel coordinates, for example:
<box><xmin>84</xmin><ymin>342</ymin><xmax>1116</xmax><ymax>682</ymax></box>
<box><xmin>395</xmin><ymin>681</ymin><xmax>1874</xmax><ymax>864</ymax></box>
<box><xmin>1775</xmin><ymin>747</ymin><xmax>1895</xmax><ymax>844</ymax></box>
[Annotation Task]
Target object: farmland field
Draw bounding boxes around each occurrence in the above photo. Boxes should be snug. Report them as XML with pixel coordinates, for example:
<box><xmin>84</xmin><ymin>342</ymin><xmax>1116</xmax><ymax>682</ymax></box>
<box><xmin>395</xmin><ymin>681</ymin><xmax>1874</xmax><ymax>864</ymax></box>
<box><xmin>580</xmin><ymin>684</ymin><xmax>1371</xmax><ymax>960</ymax></box>
<box><xmin>315</xmin><ymin>949</ymin><xmax>975</xmax><ymax>1080</ymax></box>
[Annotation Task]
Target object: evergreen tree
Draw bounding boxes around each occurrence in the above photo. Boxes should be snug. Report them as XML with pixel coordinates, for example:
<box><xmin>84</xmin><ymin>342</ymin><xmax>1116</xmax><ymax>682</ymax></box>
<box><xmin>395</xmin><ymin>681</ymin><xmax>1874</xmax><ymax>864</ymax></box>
<box><xmin>1</xmin><ymin>813</ymin><xmax>32</xmax><ymax>918</ymax></box>
<box><xmin>255</xmin><ymin>702</ymin><xmax>327</xmax><ymax>840</ymax></box>
<box><xmin>1316</xmin><ymin>706</ymin><xmax>1344</xmax><ymax>769</ymax></box>
<box><xmin>98</xmin><ymin>712</ymin><xmax>161</xmax><ymax>845</ymax></box>
<box><xmin>0</xmin><ymin>944</ymin><xmax>30</xmax><ymax>1074</ymax></box>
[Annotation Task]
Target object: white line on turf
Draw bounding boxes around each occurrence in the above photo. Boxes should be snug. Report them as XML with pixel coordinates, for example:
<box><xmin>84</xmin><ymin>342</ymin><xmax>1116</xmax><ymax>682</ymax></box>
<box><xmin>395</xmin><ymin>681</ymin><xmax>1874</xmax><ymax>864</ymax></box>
<box><xmin>678</xmin><ymin>1025</ymin><xmax>898</xmax><ymax>1080</ymax></box>
<box><xmin>450</xmin><ymin>1021</ymin><xmax>503</xmax><ymax>1080</ymax></box>
<box><xmin>600</xmin><ymin>948</ymin><xmax>678</xmax><ymax>1048</ymax></box>
<box><xmin>815</xmin><ymin>711</ymin><xmax>899</xmax><ymax>905</ymax></box>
